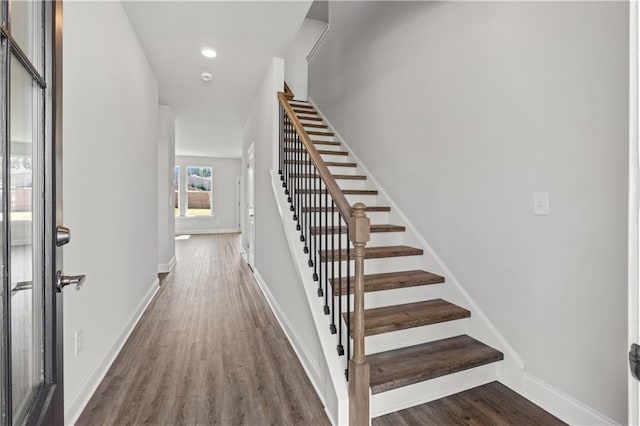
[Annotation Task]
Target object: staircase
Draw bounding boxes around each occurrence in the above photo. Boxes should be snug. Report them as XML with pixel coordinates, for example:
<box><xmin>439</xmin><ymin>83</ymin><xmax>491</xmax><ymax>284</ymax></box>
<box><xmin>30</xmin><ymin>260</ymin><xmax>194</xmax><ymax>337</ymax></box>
<box><xmin>277</xmin><ymin>93</ymin><xmax>506</xmax><ymax>424</ymax></box>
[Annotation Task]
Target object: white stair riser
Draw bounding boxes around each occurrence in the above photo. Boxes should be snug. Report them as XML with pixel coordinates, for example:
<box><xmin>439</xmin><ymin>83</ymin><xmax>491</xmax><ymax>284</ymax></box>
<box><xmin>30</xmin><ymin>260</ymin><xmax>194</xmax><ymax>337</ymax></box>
<box><xmin>280</xmin><ymin>165</ymin><xmax>360</xmax><ymax>176</ymax></box>
<box><xmin>284</xmin><ymin>177</ymin><xmax>367</xmax><ymax>190</ymax></box>
<box><xmin>344</xmin><ymin>193</ymin><xmax>379</xmax><ymax>205</ymax></box>
<box><xmin>334</xmin><ymin>283</ymin><xmax>449</xmax><ymax>311</ymax></box>
<box><xmin>285</xmin><ymin>177</ymin><xmax>367</xmax><ymax>191</ymax></box>
<box><xmin>306</xmin><ymin>133</ymin><xmax>336</xmax><ymax>141</ymax></box>
<box><xmin>363</xmin><ymin>318</ymin><xmax>469</xmax><ymax>355</ymax></box>
<box><xmin>296</xmin><ymin>211</ymin><xmax>390</xmax><ymax>224</ymax></box>
<box><xmin>327</xmin><ymin>165</ymin><xmax>357</xmax><ymax>175</ymax></box>
<box><xmin>299</xmin><ymin>121</ymin><xmax>323</xmax><ymax>127</ymax></box>
<box><xmin>287</xmin><ymin>190</ymin><xmax>382</xmax><ymax>207</ymax></box>
<box><xmin>320</xmin><ymin>153</ymin><xmax>352</xmax><ymax>163</ymax></box>
<box><xmin>370</xmin><ymin>363</ymin><xmax>499</xmax><ymax>418</ymax></box>
<box><xmin>309</xmin><ymin>231</ymin><xmax>405</xmax><ymax>249</ymax></box>
<box><xmin>323</xmin><ymin>256</ymin><xmax>423</xmax><ymax>275</ymax></box>
<box><xmin>333</xmin><ymin>180</ymin><xmax>369</xmax><ymax>190</ymax></box>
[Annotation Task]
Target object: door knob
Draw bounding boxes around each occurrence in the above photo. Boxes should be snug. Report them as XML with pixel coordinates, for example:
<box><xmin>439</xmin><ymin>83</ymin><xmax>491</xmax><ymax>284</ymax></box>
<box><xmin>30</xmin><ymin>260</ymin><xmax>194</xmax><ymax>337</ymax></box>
<box><xmin>56</xmin><ymin>271</ymin><xmax>86</xmax><ymax>292</ymax></box>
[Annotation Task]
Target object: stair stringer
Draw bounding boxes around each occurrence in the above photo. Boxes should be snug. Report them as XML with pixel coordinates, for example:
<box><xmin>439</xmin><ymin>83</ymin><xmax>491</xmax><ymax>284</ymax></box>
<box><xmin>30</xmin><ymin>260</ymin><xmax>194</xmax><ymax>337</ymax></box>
<box><xmin>270</xmin><ymin>170</ymin><xmax>351</xmax><ymax>426</ymax></box>
<box><xmin>307</xmin><ymin>97</ymin><xmax>526</xmax><ymax>414</ymax></box>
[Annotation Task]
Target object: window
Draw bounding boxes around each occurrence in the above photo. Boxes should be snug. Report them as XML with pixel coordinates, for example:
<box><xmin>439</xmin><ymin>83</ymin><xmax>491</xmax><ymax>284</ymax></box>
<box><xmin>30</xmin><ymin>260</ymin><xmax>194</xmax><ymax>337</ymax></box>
<box><xmin>186</xmin><ymin>166</ymin><xmax>212</xmax><ymax>216</ymax></box>
<box><xmin>174</xmin><ymin>166</ymin><xmax>179</xmax><ymax>217</ymax></box>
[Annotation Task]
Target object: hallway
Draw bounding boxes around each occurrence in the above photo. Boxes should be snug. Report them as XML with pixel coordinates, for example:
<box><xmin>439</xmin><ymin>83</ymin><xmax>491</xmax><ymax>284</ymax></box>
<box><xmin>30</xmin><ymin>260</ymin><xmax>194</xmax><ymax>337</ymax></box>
<box><xmin>76</xmin><ymin>234</ymin><xmax>329</xmax><ymax>425</ymax></box>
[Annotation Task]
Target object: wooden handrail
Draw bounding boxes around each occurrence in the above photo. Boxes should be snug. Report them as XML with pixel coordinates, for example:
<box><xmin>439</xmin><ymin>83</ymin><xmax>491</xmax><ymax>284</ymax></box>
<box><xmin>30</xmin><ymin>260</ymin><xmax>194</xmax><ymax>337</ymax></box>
<box><xmin>277</xmin><ymin>92</ymin><xmax>353</xmax><ymax>222</ymax></box>
<box><xmin>283</xmin><ymin>82</ymin><xmax>294</xmax><ymax>99</ymax></box>
<box><xmin>278</xmin><ymin>91</ymin><xmax>370</xmax><ymax>424</ymax></box>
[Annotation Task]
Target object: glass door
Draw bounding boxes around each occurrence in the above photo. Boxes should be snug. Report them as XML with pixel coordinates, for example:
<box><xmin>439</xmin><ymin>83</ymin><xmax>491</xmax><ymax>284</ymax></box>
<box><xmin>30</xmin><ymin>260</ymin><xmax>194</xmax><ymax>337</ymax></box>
<box><xmin>1</xmin><ymin>0</ymin><xmax>63</xmax><ymax>424</ymax></box>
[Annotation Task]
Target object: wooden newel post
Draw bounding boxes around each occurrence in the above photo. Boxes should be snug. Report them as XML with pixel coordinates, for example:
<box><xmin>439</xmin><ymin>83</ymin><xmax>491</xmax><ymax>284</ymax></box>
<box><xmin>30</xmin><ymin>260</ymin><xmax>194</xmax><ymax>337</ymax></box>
<box><xmin>348</xmin><ymin>203</ymin><xmax>371</xmax><ymax>426</ymax></box>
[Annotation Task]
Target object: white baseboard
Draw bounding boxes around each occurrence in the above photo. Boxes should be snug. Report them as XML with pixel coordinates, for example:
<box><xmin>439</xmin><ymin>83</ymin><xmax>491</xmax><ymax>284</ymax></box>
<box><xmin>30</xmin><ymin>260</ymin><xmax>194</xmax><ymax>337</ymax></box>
<box><xmin>175</xmin><ymin>228</ymin><xmax>240</xmax><ymax>235</ymax></box>
<box><xmin>520</xmin><ymin>373</ymin><xmax>621</xmax><ymax>426</ymax></box>
<box><xmin>251</xmin><ymin>269</ymin><xmax>324</xmax><ymax>402</ymax></box>
<box><xmin>158</xmin><ymin>255</ymin><xmax>176</xmax><ymax>273</ymax></box>
<box><xmin>65</xmin><ymin>278</ymin><xmax>160</xmax><ymax>425</ymax></box>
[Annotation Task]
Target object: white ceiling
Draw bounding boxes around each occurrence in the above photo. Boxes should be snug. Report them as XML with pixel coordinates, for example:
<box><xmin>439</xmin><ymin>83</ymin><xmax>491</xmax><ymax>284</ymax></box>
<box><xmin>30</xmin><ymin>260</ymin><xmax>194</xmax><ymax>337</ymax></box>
<box><xmin>122</xmin><ymin>1</ymin><xmax>312</xmax><ymax>158</ymax></box>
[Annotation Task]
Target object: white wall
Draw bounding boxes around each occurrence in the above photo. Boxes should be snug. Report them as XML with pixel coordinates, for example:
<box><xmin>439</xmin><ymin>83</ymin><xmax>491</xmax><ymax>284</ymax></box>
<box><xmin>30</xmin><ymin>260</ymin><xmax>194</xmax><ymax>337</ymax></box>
<box><xmin>175</xmin><ymin>155</ymin><xmax>241</xmax><ymax>234</ymax></box>
<box><xmin>284</xmin><ymin>18</ymin><xmax>328</xmax><ymax>100</ymax></box>
<box><xmin>158</xmin><ymin>106</ymin><xmax>176</xmax><ymax>272</ymax></box>
<box><xmin>241</xmin><ymin>58</ymin><xmax>338</xmax><ymax>420</ymax></box>
<box><xmin>62</xmin><ymin>2</ymin><xmax>160</xmax><ymax>423</ymax></box>
<box><xmin>310</xmin><ymin>2</ymin><xmax>629</xmax><ymax>423</ymax></box>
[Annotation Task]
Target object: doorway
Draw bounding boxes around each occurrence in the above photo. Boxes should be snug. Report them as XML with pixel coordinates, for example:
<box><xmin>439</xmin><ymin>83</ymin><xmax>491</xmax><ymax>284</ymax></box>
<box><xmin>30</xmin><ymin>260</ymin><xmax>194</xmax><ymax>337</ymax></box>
<box><xmin>236</xmin><ymin>175</ymin><xmax>241</xmax><ymax>230</ymax></box>
<box><xmin>0</xmin><ymin>1</ymin><xmax>64</xmax><ymax>424</ymax></box>
<box><xmin>247</xmin><ymin>143</ymin><xmax>255</xmax><ymax>267</ymax></box>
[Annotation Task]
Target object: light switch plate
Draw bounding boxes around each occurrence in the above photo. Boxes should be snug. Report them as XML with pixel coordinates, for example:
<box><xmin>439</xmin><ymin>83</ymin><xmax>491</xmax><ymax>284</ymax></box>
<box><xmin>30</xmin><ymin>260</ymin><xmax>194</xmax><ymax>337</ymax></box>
<box><xmin>534</xmin><ymin>192</ymin><xmax>550</xmax><ymax>216</ymax></box>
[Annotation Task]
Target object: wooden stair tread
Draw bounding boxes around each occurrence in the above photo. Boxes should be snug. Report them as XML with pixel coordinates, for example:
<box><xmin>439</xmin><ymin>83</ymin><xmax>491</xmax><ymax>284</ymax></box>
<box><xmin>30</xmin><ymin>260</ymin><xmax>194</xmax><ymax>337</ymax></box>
<box><xmin>284</xmin><ymin>139</ymin><xmax>341</xmax><ymax>146</ymax></box>
<box><xmin>307</xmin><ymin>130</ymin><xmax>335</xmax><ymax>137</ymax></box>
<box><xmin>311</xmin><ymin>140</ymin><xmax>340</xmax><ymax>146</ymax></box>
<box><xmin>285</xmin><ymin>148</ymin><xmax>348</xmax><ymax>156</ymax></box>
<box><xmin>372</xmin><ymin>382</ymin><xmax>566</xmax><ymax>426</ymax></box>
<box><xmin>292</xmin><ymin>104</ymin><xmax>314</xmax><ymax>109</ymax></box>
<box><xmin>367</xmin><ymin>335</ymin><xmax>504</xmax><ymax>394</ymax></box>
<box><xmin>294</xmin><ymin>109</ymin><xmax>318</xmax><ymax>115</ymax></box>
<box><xmin>303</xmin><ymin>205</ymin><xmax>390</xmax><ymax>212</ymax></box>
<box><xmin>331</xmin><ymin>270</ymin><xmax>444</xmax><ymax>295</ymax></box>
<box><xmin>311</xmin><ymin>224</ymin><xmax>404</xmax><ymax>235</ymax></box>
<box><xmin>303</xmin><ymin>123</ymin><xmax>329</xmax><ymax>129</ymax></box>
<box><xmin>344</xmin><ymin>299</ymin><xmax>470</xmax><ymax>337</ymax></box>
<box><xmin>319</xmin><ymin>245</ymin><xmax>423</xmax><ymax>262</ymax></box>
<box><xmin>290</xmin><ymin>173</ymin><xmax>366</xmax><ymax>180</ymax></box>
<box><xmin>287</xmin><ymin>160</ymin><xmax>355</xmax><ymax>167</ymax></box>
<box><xmin>297</xmin><ymin>116</ymin><xmax>323</xmax><ymax>122</ymax></box>
<box><xmin>298</xmin><ymin>189</ymin><xmax>377</xmax><ymax>195</ymax></box>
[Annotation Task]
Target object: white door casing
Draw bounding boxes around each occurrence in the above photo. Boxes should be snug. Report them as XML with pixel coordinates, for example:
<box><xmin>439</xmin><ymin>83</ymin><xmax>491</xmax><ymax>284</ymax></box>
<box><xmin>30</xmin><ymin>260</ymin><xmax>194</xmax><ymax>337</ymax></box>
<box><xmin>630</xmin><ymin>2</ymin><xmax>639</xmax><ymax>424</ymax></box>
<box><xmin>247</xmin><ymin>143</ymin><xmax>255</xmax><ymax>267</ymax></box>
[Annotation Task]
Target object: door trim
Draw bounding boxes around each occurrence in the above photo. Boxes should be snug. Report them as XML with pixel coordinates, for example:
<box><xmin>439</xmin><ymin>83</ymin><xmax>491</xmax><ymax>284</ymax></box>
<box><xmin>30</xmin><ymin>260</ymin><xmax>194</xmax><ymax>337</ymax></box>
<box><xmin>247</xmin><ymin>143</ymin><xmax>255</xmax><ymax>267</ymax></box>
<box><xmin>629</xmin><ymin>1</ymin><xmax>639</xmax><ymax>424</ymax></box>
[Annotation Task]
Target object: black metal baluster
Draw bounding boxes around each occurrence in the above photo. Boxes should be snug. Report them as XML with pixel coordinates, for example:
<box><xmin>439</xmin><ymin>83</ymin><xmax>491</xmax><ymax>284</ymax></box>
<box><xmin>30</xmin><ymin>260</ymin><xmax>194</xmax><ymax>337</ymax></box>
<box><xmin>322</xmin><ymin>187</ymin><xmax>328</xmax><ymax>300</ymax></box>
<box><xmin>279</xmin><ymin>106</ymin><xmax>283</xmax><ymax>178</ymax></box>
<box><xmin>316</xmin><ymin>174</ymin><xmax>322</xmax><ymax>291</ymax></box>
<box><xmin>284</xmin><ymin>112</ymin><xmax>290</xmax><ymax>194</ymax></box>
<box><xmin>305</xmin><ymin>153</ymin><xmax>311</xmax><ymax>256</ymax></box>
<box><xmin>294</xmin><ymin>133</ymin><xmax>301</xmax><ymax>226</ymax></box>
<box><xmin>307</xmin><ymin>155</ymin><xmax>316</xmax><ymax>268</ymax></box>
<box><xmin>337</xmin><ymin>215</ymin><xmax>344</xmax><ymax>356</ymax></box>
<box><xmin>327</xmin><ymin>198</ymin><xmax>334</xmax><ymax>318</ymax></box>
<box><xmin>313</xmin><ymin>171</ymin><xmax>319</xmax><ymax>281</ymax></box>
<box><xmin>301</xmin><ymin>149</ymin><xmax>307</xmax><ymax>248</ymax></box>
<box><xmin>346</xmin><ymin>236</ymin><xmax>351</xmax><ymax>380</ymax></box>
<box><xmin>287</xmin><ymin>116</ymin><xmax>291</xmax><ymax>193</ymax></box>
<box><xmin>327</xmin><ymin>187</ymin><xmax>335</xmax><ymax>333</ymax></box>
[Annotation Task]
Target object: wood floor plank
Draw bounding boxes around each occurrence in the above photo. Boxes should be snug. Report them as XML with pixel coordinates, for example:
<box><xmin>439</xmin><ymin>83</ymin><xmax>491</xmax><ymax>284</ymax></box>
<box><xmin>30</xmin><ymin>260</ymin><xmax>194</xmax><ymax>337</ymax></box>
<box><xmin>76</xmin><ymin>234</ymin><xmax>329</xmax><ymax>426</ymax></box>
<box><xmin>372</xmin><ymin>381</ymin><xmax>566</xmax><ymax>425</ymax></box>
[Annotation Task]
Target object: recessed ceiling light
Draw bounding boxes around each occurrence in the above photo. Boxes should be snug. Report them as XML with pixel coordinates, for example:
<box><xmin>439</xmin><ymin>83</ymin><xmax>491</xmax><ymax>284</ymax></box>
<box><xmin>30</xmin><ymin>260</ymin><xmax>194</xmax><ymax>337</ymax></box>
<box><xmin>201</xmin><ymin>72</ymin><xmax>213</xmax><ymax>82</ymax></box>
<box><xmin>201</xmin><ymin>47</ymin><xmax>217</xmax><ymax>58</ymax></box>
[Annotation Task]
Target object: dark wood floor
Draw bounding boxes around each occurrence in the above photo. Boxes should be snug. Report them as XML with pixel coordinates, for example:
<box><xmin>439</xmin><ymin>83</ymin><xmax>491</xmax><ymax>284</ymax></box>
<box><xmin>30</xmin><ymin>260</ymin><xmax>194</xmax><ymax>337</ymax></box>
<box><xmin>373</xmin><ymin>381</ymin><xmax>566</xmax><ymax>426</ymax></box>
<box><xmin>78</xmin><ymin>234</ymin><xmax>566</xmax><ymax>426</ymax></box>
<box><xmin>77</xmin><ymin>233</ymin><xmax>329</xmax><ymax>425</ymax></box>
